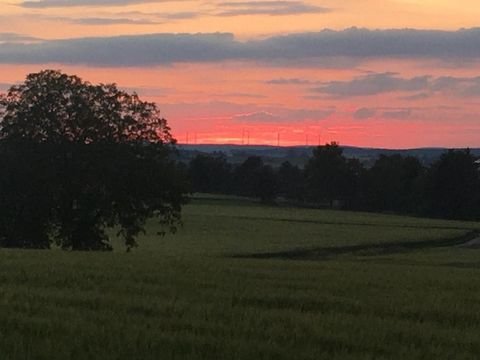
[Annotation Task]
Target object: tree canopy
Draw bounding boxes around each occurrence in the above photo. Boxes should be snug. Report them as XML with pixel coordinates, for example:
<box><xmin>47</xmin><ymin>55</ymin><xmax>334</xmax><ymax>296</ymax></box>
<box><xmin>304</xmin><ymin>142</ymin><xmax>358</xmax><ymax>207</ymax></box>
<box><xmin>363</xmin><ymin>155</ymin><xmax>424</xmax><ymax>213</ymax></box>
<box><xmin>424</xmin><ymin>149</ymin><xmax>480</xmax><ymax>219</ymax></box>
<box><xmin>0</xmin><ymin>70</ymin><xmax>171</xmax><ymax>144</ymax></box>
<box><xmin>0</xmin><ymin>70</ymin><xmax>188</xmax><ymax>251</ymax></box>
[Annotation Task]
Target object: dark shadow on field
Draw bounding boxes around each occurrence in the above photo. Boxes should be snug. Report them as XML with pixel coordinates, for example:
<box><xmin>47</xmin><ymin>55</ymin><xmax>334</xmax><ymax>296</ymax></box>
<box><xmin>230</xmin><ymin>215</ymin><xmax>474</xmax><ymax>231</ymax></box>
<box><xmin>443</xmin><ymin>262</ymin><xmax>480</xmax><ymax>269</ymax></box>
<box><xmin>232</xmin><ymin>231</ymin><xmax>479</xmax><ymax>261</ymax></box>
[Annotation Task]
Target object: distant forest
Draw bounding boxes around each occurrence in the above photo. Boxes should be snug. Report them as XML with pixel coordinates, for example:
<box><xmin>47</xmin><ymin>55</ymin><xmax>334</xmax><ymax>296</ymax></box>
<box><xmin>184</xmin><ymin>143</ymin><xmax>480</xmax><ymax>220</ymax></box>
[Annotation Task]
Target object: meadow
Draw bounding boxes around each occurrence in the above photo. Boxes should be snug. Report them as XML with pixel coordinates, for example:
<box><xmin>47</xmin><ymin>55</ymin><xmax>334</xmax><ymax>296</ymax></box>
<box><xmin>1</xmin><ymin>197</ymin><xmax>480</xmax><ymax>359</ymax></box>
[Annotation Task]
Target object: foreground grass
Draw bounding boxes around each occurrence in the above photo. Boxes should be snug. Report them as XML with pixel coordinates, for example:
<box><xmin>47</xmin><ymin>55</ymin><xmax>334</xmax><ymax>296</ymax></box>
<box><xmin>1</xmin><ymin>198</ymin><xmax>479</xmax><ymax>359</ymax></box>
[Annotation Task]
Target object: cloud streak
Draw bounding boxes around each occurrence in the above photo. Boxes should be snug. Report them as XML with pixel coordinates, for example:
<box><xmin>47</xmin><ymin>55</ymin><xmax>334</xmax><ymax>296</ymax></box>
<box><xmin>232</xmin><ymin>108</ymin><xmax>335</xmax><ymax>123</ymax></box>
<box><xmin>266</xmin><ymin>78</ymin><xmax>313</xmax><ymax>85</ymax></box>
<box><xmin>382</xmin><ymin>109</ymin><xmax>413</xmax><ymax>119</ymax></box>
<box><xmin>3</xmin><ymin>28</ymin><xmax>480</xmax><ymax>66</ymax></box>
<box><xmin>0</xmin><ymin>32</ymin><xmax>42</xmax><ymax>43</ymax></box>
<box><xmin>313</xmin><ymin>73</ymin><xmax>480</xmax><ymax>98</ymax></box>
<box><xmin>353</xmin><ymin>108</ymin><xmax>376</xmax><ymax>119</ymax></box>
<box><xmin>353</xmin><ymin>107</ymin><xmax>414</xmax><ymax>120</ymax></box>
<box><xmin>68</xmin><ymin>17</ymin><xmax>163</xmax><ymax>25</ymax></box>
<box><xmin>313</xmin><ymin>73</ymin><xmax>430</xmax><ymax>97</ymax></box>
<box><xmin>216</xmin><ymin>1</ymin><xmax>330</xmax><ymax>16</ymax></box>
<box><xmin>18</xmin><ymin>0</ymin><xmax>181</xmax><ymax>8</ymax></box>
<box><xmin>20</xmin><ymin>10</ymin><xmax>201</xmax><ymax>26</ymax></box>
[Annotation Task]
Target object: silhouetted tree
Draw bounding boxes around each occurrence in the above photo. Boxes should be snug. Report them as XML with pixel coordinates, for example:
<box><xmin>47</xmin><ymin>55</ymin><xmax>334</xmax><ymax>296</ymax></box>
<box><xmin>343</xmin><ymin>157</ymin><xmax>365</xmax><ymax>209</ymax></box>
<box><xmin>0</xmin><ymin>70</ymin><xmax>188</xmax><ymax>250</ymax></box>
<box><xmin>363</xmin><ymin>155</ymin><xmax>424</xmax><ymax>213</ymax></box>
<box><xmin>233</xmin><ymin>156</ymin><xmax>263</xmax><ymax>196</ymax></box>
<box><xmin>0</xmin><ymin>141</ymin><xmax>55</xmax><ymax>248</ymax></box>
<box><xmin>305</xmin><ymin>143</ymin><xmax>356</xmax><ymax>207</ymax></box>
<box><xmin>277</xmin><ymin>161</ymin><xmax>305</xmax><ymax>201</ymax></box>
<box><xmin>189</xmin><ymin>153</ymin><xmax>232</xmax><ymax>194</ymax></box>
<box><xmin>234</xmin><ymin>156</ymin><xmax>277</xmax><ymax>202</ymax></box>
<box><xmin>424</xmin><ymin>149</ymin><xmax>480</xmax><ymax>219</ymax></box>
<box><xmin>256</xmin><ymin>164</ymin><xmax>278</xmax><ymax>203</ymax></box>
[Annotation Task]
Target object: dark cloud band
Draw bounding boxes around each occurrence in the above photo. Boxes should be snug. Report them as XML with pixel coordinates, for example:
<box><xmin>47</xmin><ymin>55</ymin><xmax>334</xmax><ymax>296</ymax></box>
<box><xmin>2</xmin><ymin>28</ymin><xmax>480</xmax><ymax>66</ymax></box>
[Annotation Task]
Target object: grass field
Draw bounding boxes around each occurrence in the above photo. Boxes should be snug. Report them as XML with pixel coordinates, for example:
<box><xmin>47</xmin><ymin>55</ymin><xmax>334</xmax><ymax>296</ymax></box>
<box><xmin>1</xmin><ymin>198</ymin><xmax>480</xmax><ymax>359</ymax></box>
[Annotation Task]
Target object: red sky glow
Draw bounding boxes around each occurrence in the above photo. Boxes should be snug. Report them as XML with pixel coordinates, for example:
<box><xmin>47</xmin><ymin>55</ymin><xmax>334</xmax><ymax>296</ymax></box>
<box><xmin>1</xmin><ymin>0</ymin><xmax>480</xmax><ymax>148</ymax></box>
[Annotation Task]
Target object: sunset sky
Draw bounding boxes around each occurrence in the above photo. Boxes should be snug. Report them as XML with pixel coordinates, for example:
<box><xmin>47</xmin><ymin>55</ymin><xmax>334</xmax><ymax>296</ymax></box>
<box><xmin>1</xmin><ymin>0</ymin><xmax>480</xmax><ymax>148</ymax></box>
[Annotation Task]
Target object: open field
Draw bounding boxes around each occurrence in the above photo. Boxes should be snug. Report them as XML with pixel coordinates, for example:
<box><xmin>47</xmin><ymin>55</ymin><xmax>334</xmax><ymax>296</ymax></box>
<box><xmin>1</xmin><ymin>198</ymin><xmax>480</xmax><ymax>359</ymax></box>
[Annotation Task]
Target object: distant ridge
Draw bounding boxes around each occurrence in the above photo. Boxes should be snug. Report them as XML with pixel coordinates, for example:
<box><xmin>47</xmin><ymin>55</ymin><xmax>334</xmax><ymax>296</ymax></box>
<box><xmin>176</xmin><ymin>144</ymin><xmax>480</xmax><ymax>167</ymax></box>
<box><xmin>177</xmin><ymin>143</ymin><xmax>477</xmax><ymax>151</ymax></box>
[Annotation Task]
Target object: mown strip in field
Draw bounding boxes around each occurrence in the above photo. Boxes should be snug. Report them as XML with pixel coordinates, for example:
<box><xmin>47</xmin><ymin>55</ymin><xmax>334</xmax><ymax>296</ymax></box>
<box><xmin>233</xmin><ymin>230</ymin><xmax>479</xmax><ymax>260</ymax></box>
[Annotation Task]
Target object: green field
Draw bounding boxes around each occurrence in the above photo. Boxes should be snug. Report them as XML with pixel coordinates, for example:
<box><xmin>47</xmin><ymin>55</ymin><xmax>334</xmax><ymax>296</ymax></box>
<box><xmin>1</xmin><ymin>198</ymin><xmax>480</xmax><ymax>359</ymax></box>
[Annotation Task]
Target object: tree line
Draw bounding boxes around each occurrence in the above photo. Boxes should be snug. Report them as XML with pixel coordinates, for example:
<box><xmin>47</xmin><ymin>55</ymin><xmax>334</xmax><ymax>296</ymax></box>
<box><xmin>187</xmin><ymin>143</ymin><xmax>480</xmax><ymax>220</ymax></box>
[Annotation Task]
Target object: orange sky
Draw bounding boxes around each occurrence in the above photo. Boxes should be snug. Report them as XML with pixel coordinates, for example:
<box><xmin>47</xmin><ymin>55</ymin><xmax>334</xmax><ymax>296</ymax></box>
<box><xmin>1</xmin><ymin>0</ymin><xmax>480</xmax><ymax>148</ymax></box>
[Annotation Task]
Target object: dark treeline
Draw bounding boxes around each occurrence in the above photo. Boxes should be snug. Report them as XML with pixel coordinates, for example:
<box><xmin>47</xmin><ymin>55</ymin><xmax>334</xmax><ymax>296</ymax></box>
<box><xmin>187</xmin><ymin>143</ymin><xmax>480</xmax><ymax>220</ymax></box>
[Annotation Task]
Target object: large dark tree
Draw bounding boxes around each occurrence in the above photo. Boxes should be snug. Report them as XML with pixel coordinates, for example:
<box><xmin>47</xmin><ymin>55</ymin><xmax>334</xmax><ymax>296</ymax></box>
<box><xmin>304</xmin><ymin>143</ymin><xmax>358</xmax><ymax>207</ymax></box>
<box><xmin>0</xmin><ymin>141</ymin><xmax>56</xmax><ymax>249</ymax></box>
<box><xmin>233</xmin><ymin>156</ymin><xmax>278</xmax><ymax>203</ymax></box>
<box><xmin>0</xmin><ymin>70</ymin><xmax>188</xmax><ymax>250</ymax></box>
<box><xmin>424</xmin><ymin>149</ymin><xmax>480</xmax><ymax>219</ymax></box>
<box><xmin>277</xmin><ymin>161</ymin><xmax>305</xmax><ymax>201</ymax></box>
<box><xmin>188</xmin><ymin>153</ymin><xmax>232</xmax><ymax>194</ymax></box>
<box><xmin>363</xmin><ymin>155</ymin><xmax>424</xmax><ymax>213</ymax></box>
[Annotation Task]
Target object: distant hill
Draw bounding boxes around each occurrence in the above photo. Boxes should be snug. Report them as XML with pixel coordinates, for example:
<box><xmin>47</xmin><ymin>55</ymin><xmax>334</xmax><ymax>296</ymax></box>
<box><xmin>177</xmin><ymin>144</ymin><xmax>480</xmax><ymax>167</ymax></box>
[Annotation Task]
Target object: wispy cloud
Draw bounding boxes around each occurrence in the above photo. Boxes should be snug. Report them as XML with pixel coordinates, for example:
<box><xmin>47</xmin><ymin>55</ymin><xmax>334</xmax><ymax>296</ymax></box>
<box><xmin>18</xmin><ymin>0</ymin><xmax>183</xmax><ymax>8</ymax></box>
<box><xmin>400</xmin><ymin>93</ymin><xmax>430</xmax><ymax>101</ymax></box>
<box><xmin>382</xmin><ymin>109</ymin><xmax>413</xmax><ymax>119</ymax></box>
<box><xmin>233</xmin><ymin>111</ymin><xmax>278</xmax><ymax>122</ymax></box>
<box><xmin>313</xmin><ymin>73</ymin><xmax>430</xmax><ymax>97</ymax></box>
<box><xmin>232</xmin><ymin>108</ymin><xmax>335</xmax><ymax>122</ymax></box>
<box><xmin>24</xmin><ymin>10</ymin><xmax>200</xmax><ymax>26</ymax></box>
<box><xmin>68</xmin><ymin>17</ymin><xmax>163</xmax><ymax>25</ymax></box>
<box><xmin>353</xmin><ymin>107</ymin><xmax>376</xmax><ymax>119</ymax></box>
<box><xmin>216</xmin><ymin>1</ymin><xmax>330</xmax><ymax>16</ymax></box>
<box><xmin>160</xmin><ymin>11</ymin><xmax>200</xmax><ymax>20</ymax></box>
<box><xmin>0</xmin><ymin>32</ymin><xmax>42</xmax><ymax>43</ymax></box>
<box><xmin>211</xmin><ymin>92</ymin><xmax>267</xmax><ymax>99</ymax></box>
<box><xmin>353</xmin><ymin>107</ymin><xmax>414</xmax><ymax>120</ymax></box>
<box><xmin>266</xmin><ymin>78</ymin><xmax>313</xmax><ymax>85</ymax></box>
<box><xmin>313</xmin><ymin>73</ymin><xmax>480</xmax><ymax>98</ymax></box>
<box><xmin>76</xmin><ymin>10</ymin><xmax>201</xmax><ymax>22</ymax></box>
